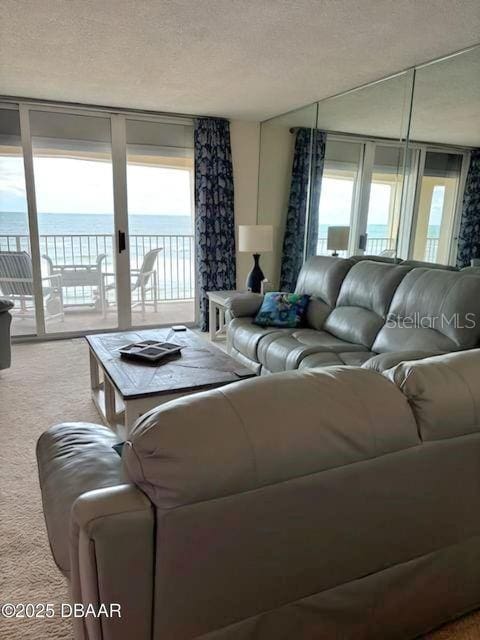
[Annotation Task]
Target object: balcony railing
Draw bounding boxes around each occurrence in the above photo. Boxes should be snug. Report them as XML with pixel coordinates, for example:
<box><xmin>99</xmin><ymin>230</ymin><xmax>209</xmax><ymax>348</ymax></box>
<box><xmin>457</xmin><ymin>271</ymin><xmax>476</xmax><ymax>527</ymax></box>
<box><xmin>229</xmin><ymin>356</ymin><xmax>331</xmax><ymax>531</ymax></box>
<box><xmin>0</xmin><ymin>232</ymin><xmax>442</xmax><ymax>309</ymax></box>
<box><xmin>317</xmin><ymin>236</ymin><xmax>440</xmax><ymax>261</ymax></box>
<box><xmin>0</xmin><ymin>233</ymin><xmax>195</xmax><ymax>306</ymax></box>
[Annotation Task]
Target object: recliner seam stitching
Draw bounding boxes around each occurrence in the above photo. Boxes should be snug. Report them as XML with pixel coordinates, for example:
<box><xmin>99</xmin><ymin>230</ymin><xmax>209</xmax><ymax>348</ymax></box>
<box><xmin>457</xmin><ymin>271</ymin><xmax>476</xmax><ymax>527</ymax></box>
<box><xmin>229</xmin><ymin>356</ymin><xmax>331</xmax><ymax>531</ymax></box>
<box><xmin>218</xmin><ymin>389</ymin><xmax>259</xmax><ymax>485</ymax></box>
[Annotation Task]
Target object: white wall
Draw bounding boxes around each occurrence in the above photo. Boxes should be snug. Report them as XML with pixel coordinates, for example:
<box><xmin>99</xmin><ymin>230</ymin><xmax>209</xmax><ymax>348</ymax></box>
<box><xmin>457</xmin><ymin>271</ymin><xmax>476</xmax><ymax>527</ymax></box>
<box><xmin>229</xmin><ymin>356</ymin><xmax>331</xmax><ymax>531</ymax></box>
<box><xmin>230</xmin><ymin>120</ymin><xmax>261</xmax><ymax>288</ymax></box>
<box><xmin>256</xmin><ymin>123</ymin><xmax>294</xmax><ymax>287</ymax></box>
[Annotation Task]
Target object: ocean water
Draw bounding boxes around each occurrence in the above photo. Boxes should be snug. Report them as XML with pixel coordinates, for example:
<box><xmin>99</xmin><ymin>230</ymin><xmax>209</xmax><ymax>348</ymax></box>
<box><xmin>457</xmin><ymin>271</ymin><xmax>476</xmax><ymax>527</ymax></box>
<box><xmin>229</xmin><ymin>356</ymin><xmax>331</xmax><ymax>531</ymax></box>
<box><xmin>0</xmin><ymin>212</ymin><xmax>439</xmax><ymax>240</ymax></box>
<box><xmin>0</xmin><ymin>212</ymin><xmax>194</xmax><ymax>236</ymax></box>
<box><xmin>0</xmin><ymin>212</ymin><xmax>195</xmax><ymax>300</ymax></box>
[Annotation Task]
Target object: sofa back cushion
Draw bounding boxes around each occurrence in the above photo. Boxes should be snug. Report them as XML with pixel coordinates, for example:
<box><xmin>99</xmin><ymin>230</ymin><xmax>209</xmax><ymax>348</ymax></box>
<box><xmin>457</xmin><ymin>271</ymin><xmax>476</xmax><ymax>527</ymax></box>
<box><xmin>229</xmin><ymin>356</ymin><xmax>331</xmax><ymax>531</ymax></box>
<box><xmin>402</xmin><ymin>259</ymin><xmax>458</xmax><ymax>271</ymax></box>
<box><xmin>373</xmin><ymin>269</ymin><xmax>480</xmax><ymax>353</ymax></box>
<box><xmin>350</xmin><ymin>254</ymin><xmax>400</xmax><ymax>264</ymax></box>
<box><xmin>324</xmin><ymin>261</ymin><xmax>411</xmax><ymax>348</ymax></box>
<box><xmin>294</xmin><ymin>256</ymin><xmax>353</xmax><ymax>330</ymax></box>
<box><xmin>124</xmin><ymin>367</ymin><xmax>419</xmax><ymax>510</ymax></box>
<box><xmin>384</xmin><ymin>349</ymin><xmax>480</xmax><ymax>441</ymax></box>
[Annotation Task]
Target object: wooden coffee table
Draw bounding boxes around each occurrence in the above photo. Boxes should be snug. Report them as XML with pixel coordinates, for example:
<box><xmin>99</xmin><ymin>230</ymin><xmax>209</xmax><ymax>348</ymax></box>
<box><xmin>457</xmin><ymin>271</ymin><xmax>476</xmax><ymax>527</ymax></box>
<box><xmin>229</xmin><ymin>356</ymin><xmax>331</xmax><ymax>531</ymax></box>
<box><xmin>86</xmin><ymin>328</ymin><xmax>255</xmax><ymax>437</ymax></box>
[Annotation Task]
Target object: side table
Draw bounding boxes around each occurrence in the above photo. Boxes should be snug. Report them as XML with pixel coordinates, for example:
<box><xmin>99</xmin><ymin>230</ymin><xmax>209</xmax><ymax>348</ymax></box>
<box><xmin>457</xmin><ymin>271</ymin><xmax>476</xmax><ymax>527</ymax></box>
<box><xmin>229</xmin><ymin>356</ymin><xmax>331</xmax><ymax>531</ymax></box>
<box><xmin>206</xmin><ymin>290</ymin><xmax>238</xmax><ymax>341</ymax></box>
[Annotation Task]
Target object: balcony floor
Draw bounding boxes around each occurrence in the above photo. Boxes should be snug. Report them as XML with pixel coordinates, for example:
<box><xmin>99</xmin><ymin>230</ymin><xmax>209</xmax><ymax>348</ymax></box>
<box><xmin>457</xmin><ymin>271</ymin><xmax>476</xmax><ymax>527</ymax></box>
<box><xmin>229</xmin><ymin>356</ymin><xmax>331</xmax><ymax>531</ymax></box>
<box><xmin>11</xmin><ymin>300</ymin><xmax>195</xmax><ymax>337</ymax></box>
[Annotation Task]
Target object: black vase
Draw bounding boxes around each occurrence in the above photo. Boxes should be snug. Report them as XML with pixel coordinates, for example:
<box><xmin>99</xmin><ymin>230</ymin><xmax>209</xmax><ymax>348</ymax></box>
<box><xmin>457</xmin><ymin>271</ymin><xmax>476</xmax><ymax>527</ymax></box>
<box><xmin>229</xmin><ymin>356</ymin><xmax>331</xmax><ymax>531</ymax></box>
<box><xmin>246</xmin><ymin>253</ymin><xmax>264</xmax><ymax>293</ymax></box>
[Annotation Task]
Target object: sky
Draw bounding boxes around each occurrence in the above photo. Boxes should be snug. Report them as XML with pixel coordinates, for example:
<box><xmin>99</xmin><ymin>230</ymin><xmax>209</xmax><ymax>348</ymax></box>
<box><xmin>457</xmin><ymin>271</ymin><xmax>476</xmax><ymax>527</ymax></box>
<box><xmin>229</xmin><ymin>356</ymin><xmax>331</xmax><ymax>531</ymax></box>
<box><xmin>319</xmin><ymin>178</ymin><xmax>394</xmax><ymax>227</ymax></box>
<box><xmin>0</xmin><ymin>156</ymin><xmax>444</xmax><ymax>226</ymax></box>
<box><xmin>318</xmin><ymin>176</ymin><xmax>444</xmax><ymax>227</ymax></box>
<box><xmin>0</xmin><ymin>156</ymin><xmax>192</xmax><ymax>215</ymax></box>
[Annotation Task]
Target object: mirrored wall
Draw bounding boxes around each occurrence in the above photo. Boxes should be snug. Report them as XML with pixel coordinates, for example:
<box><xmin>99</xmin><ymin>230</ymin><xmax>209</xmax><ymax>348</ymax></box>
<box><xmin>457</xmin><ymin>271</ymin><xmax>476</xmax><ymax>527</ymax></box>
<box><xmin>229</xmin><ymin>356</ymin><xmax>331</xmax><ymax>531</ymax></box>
<box><xmin>257</xmin><ymin>44</ymin><xmax>480</xmax><ymax>286</ymax></box>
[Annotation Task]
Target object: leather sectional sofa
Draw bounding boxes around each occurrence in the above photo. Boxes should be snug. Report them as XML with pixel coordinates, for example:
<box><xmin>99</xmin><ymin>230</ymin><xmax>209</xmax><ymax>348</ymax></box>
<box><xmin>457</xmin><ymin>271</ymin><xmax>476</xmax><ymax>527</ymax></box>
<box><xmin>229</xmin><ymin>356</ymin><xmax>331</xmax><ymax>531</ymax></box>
<box><xmin>226</xmin><ymin>256</ymin><xmax>480</xmax><ymax>374</ymax></box>
<box><xmin>37</xmin><ymin>348</ymin><xmax>480</xmax><ymax>639</ymax></box>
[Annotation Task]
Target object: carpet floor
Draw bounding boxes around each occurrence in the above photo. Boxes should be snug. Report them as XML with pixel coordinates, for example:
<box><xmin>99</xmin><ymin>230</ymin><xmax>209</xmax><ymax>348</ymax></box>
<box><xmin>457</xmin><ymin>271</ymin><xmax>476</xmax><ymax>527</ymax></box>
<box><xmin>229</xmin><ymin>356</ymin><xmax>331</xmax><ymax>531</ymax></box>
<box><xmin>1</xmin><ymin>338</ymin><xmax>480</xmax><ymax>639</ymax></box>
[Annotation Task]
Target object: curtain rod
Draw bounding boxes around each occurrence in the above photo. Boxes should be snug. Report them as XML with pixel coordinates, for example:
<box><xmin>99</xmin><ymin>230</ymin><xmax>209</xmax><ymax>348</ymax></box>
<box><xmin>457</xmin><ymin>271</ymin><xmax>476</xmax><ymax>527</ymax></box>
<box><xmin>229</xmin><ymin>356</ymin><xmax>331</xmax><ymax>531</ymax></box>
<box><xmin>0</xmin><ymin>94</ymin><xmax>228</xmax><ymax>122</ymax></box>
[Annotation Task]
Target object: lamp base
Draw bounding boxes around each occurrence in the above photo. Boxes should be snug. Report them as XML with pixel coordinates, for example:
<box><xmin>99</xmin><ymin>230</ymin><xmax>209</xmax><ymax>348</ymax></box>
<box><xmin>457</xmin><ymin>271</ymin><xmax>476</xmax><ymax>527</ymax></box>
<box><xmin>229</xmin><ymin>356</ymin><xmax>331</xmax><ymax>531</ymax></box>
<box><xmin>246</xmin><ymin>254</ymin><xmax>264</xmax><ymax>294</ymax></box>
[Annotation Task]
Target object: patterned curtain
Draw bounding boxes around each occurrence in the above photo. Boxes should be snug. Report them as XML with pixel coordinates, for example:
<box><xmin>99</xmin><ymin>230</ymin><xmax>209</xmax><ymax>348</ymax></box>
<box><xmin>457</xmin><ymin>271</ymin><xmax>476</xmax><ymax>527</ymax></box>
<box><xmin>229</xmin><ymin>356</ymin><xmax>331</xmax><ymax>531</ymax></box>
<box><xmin>280</xmin><ymin>128</ymin><xmax>326</xmax><ymax>291</ymax></box>
<box><xmin>194</xmin><ymin>118</ymin><xmax>236</xmax><ymax>331</ymax></box>
<box><xmin>457</xmin><ymin>150</ymin><xmax>480</xmax><ymax>268</ymax></box>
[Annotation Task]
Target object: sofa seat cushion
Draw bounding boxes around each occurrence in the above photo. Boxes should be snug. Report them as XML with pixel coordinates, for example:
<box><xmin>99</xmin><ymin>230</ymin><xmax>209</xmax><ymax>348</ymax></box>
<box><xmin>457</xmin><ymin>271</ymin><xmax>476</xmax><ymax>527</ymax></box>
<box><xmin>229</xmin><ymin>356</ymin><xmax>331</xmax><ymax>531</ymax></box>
<box><xmin>257</xmin><ymin>329</ymin><xmax>367</xmax><ymax>373</ymax></box>
<box><xmin>228</xmin><ymin>317</ymin><xmax>293</xmax><ymax>363</ymax></box>
<box><xmin>299</xmin><ymin>351</ymin><xmax>374</xmax><ymax>369</ymax></box>
<box><xmin>291</xmin><ymin>329</ymin><xmax>367</xmax><ymax>351</ymax></box>
<box><xmin>36</xmin><ymin>423</ymin><xmax>124</xmax><ymax>576</ymax></box>
<box><xmin>373</xmin><ymin>326</ymin><xmax>456</xmax><ymax>354</ymax></box>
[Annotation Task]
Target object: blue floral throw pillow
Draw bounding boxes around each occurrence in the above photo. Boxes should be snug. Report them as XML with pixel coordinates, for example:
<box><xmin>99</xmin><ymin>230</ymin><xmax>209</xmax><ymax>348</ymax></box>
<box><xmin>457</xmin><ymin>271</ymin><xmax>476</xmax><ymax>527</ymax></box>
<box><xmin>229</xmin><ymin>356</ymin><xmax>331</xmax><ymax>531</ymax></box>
<box><xmin>254</xmin><ymin>292</ymin><xmax>310</xmax><ymax>328</ymax></box>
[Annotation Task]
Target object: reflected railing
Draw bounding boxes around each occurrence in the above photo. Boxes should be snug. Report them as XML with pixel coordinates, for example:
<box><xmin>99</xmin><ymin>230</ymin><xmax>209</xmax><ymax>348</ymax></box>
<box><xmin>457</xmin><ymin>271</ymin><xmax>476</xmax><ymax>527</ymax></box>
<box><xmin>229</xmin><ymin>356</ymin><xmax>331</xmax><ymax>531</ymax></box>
<box><xmin>0</xmin><ymin>234</ymin><xmax>195</xmax><ymax>307</ymax></box>
<box><xmin>317</xmin><ymin>237</ymin><xmax>439</xmax><ymax>261</ymax></box>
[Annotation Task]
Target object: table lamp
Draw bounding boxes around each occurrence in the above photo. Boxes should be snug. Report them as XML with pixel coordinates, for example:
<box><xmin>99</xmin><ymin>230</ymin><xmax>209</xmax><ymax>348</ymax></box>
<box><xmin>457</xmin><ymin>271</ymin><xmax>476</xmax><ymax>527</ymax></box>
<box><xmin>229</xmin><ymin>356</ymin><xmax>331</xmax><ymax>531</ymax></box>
<box><xmin>238</xmin><ymin>225</ymin><xmax>273</xmax><ymax>293</ymax></box>
<box><xmin>327</xmin><ymin>226</ymin><xmax>350</xmax><ymax>257</ymax></box>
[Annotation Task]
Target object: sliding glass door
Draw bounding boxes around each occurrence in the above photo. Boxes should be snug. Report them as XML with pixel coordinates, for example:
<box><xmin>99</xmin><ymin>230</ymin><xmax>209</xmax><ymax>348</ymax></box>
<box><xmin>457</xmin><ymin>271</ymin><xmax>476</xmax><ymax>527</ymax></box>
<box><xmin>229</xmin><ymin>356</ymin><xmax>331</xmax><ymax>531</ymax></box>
<box><xmin>125</xmin><ymin>118</ymin><xmax>195</xmax><ymax>326</ymax></box>
<box><xmin>0</xmin><ymin>103</ymin><xmax>196</xmax><ymax>338</ymax></box>
<box><xmin>29</xmin><ymin>110</ymin><xmax>117</xmax><ymax>334</ymax></box>
<box><xmin>0</xmin><ymin>107</ymin><xmax>36</xmax><ymax>336</ymax></box>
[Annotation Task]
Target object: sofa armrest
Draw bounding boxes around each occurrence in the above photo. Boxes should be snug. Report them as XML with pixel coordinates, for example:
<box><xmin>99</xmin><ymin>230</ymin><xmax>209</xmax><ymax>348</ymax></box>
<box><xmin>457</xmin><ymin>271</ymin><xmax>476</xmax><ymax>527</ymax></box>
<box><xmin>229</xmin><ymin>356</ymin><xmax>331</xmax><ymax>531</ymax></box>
<box><xmin>0</xmin><ymin>297</ymin><xmax>14</xmax><ymax>312</ymax></box>
<box><xmin>36</xmin><ymin>422</ymin><xmax>124</xmax><ymax>576</ymax></box>
<box><xmin>362</xmin><ymin>350</ymin><xmax>446</xmax><ymax>373</ymax></box>
<box><xmin>225</xmin><ymin>292</ymin><xmax>264</xmax><ymax>318</ymax></box>
<box><xmin>70</xmin><ymin>484</ymin><xmax>154</xmax><ymax>640</ymax></box>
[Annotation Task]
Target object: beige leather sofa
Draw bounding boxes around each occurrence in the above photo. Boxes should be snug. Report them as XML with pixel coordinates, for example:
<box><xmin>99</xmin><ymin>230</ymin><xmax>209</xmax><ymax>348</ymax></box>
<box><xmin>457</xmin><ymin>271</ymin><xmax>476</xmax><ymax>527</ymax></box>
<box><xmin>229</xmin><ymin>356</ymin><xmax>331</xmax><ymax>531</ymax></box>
<box><xmin>37</xmin><ymin>349</ymin><xmax>480</xmax><ymax>639</ymax></box>
<box><xmin>226</xmin><ymin>256</ymin><xmax>480</xmax><ymax>374</ymax></box>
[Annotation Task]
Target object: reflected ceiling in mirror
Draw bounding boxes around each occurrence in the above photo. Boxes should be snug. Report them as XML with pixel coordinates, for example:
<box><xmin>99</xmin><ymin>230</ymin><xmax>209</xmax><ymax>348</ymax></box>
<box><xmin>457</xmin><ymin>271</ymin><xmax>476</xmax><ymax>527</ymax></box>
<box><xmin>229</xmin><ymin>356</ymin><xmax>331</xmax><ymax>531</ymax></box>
<box><xmin>315</xmin><ymin>70</ymin><xmax>414</xmax><ymax>141</ymax></box>
<box><xmin>410</xmin><ymin>46</ymin><xmax>480</xmax><ymax>147</ymax></box>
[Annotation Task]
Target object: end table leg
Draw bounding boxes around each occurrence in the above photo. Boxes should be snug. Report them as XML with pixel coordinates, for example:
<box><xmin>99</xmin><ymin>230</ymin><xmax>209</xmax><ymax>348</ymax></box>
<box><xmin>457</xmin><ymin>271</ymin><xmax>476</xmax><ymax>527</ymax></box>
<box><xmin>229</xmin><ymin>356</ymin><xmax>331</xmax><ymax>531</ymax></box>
<box><xmin>209</xmin><ymin>299</ymin><xmax>216</xmax><ymax>341</ymax></box>
<box><xmin>219</xmin><ymin>307</ymin><xmax>225</xmax><ymax>334</ymax></box>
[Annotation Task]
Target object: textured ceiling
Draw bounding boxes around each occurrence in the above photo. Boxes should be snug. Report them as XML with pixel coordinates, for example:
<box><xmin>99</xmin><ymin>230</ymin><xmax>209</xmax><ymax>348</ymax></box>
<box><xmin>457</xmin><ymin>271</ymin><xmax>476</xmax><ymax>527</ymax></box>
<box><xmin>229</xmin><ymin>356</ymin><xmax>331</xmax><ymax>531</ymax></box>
<box><xmin>1</xmin><ymin>0</ymin><xmax>480</xmax><ymax>121</ymax></box>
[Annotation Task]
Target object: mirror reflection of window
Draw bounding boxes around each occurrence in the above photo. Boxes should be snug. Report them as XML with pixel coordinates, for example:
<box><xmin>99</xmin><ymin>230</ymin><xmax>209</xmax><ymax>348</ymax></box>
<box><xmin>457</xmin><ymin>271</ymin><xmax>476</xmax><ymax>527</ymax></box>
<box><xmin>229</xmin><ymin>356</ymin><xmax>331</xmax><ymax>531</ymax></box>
<box><xmin>366</xmin><ymin>145</ymin><xmax>404</xmax><ymax>256</ymax></box>
<box><xmin>411</xmin><ymin>152</ymin><xmax>462</xmax><ymax>264</ymax></box>
<box><xmin>317</xmin><ymin>140</ymin><xmax>362</xmax><ymax>256</ymax></box>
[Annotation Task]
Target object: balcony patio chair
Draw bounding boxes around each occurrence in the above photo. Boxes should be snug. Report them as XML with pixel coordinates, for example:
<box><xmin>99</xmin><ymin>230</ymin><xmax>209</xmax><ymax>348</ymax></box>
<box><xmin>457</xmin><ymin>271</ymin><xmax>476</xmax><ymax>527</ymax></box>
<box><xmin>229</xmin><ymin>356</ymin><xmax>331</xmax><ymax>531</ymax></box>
<box><xmin>101</xmin><ymin>247</ymin><xmax>163</xmax><ymax>319</ymax></box>
<box><xmin>0</xmin><ymin>251</ymin><xmax>64</xmax><ymax>323</ymax></box>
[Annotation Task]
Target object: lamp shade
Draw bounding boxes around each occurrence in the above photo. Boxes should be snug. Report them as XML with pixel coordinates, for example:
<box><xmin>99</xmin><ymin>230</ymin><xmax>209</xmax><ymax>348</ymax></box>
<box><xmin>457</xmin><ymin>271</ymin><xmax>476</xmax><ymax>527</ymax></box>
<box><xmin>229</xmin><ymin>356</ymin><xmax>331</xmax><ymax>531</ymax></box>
<box><xmin>327</xmin><ymin>226</ymin><xmax>350</xmax><ymax>251</ymax></box>
<box><xmin>238</xmin><ymin>225</ymin><xmax>273</xmax><ymax>253</ymax></box>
